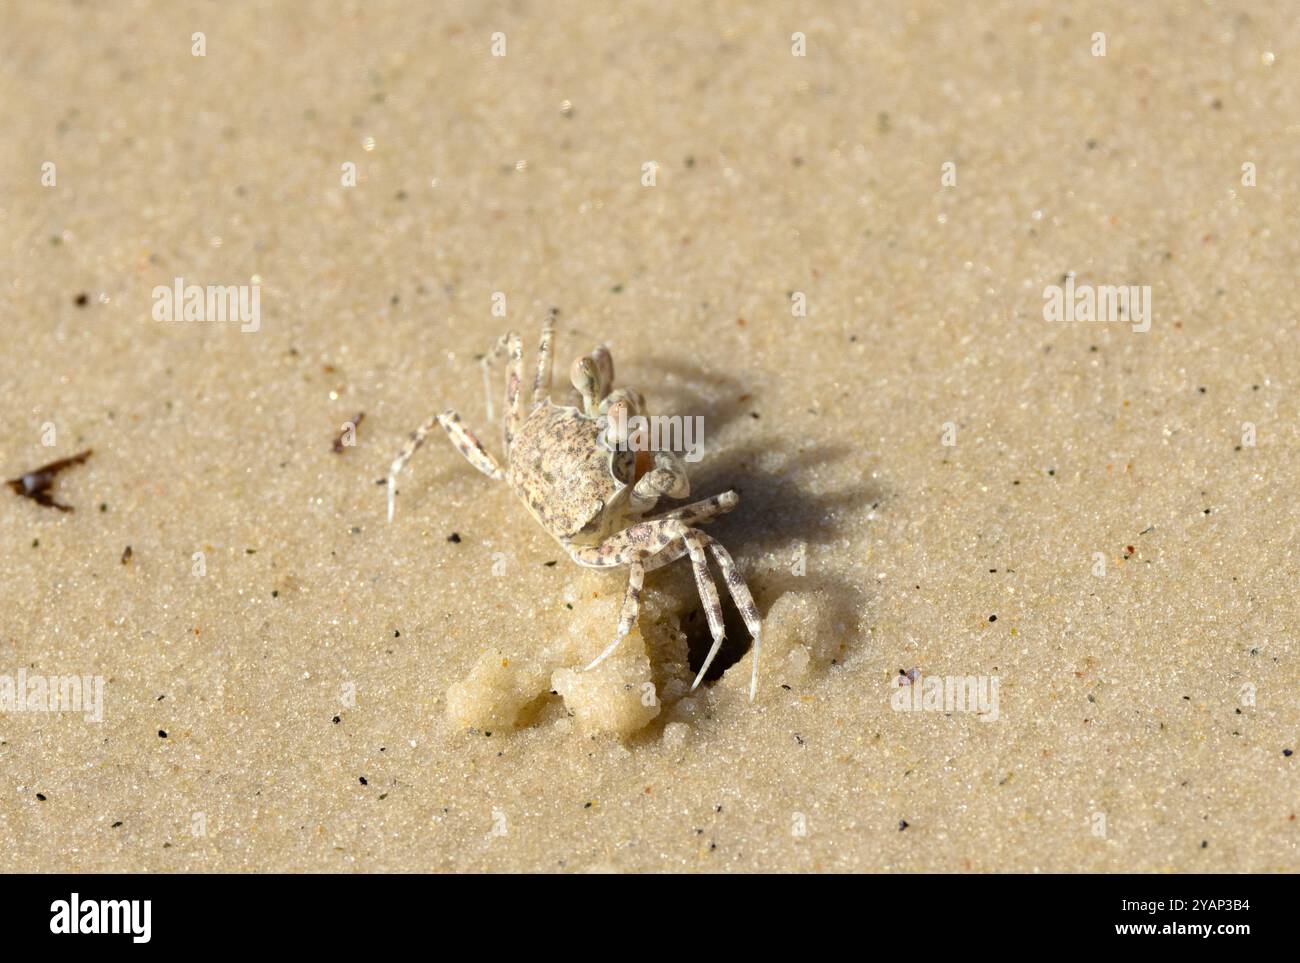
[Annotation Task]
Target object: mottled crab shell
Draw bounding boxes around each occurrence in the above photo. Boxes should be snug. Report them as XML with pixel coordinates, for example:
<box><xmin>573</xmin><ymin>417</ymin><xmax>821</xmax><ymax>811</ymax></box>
<box><xmin>508</xmin><ymin>402</ymin><xmax>632</xmax><ymax>544</ymax></box>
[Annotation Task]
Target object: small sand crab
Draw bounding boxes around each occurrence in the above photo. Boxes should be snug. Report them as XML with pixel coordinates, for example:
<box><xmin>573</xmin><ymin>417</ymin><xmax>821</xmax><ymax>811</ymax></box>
<box><xmin>385</xmin><ymin>310</ymin><xmax>762</xmax><ymax>699</ymax></box>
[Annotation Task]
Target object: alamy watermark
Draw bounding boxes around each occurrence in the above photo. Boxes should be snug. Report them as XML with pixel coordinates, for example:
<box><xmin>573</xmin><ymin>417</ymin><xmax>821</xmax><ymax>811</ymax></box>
<box><xmin>598</xmin><ymin>405</ymin><xmax>705</xmax><ymax>462</ymax></box>
<box><xmin>152</xmin><ymin>276</ymin><xmax>261</xmax><ymax>332</ymax></box>
<box><xmin>50</xmin><ymin>894</ymin><xmax>150</xmax><ymax>943</ymax></box>
<box><xmin>1</xmin><ymin>669</ymin><xmax>104</xmax><ymax>722</ymax></box>
<box><xmin>891</xmin><ymin>670</ymin><xmax>1000</xmax><ymax>722</ymax></box>
<box><xmin>1043</xmin><ymin>275</ymin><xmax>1150</xmax><ymax>333</ymax></box>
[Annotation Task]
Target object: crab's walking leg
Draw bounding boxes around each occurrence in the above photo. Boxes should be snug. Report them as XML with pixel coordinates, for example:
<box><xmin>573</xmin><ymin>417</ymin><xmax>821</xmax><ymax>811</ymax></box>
<box><xmin>385</xmin><ymin>409</ymin><xmax>502</xmax><ymax>522</ymax></box>
<box><xmin>479</xmin><ymin>332</ymin><xmax>525</xmax><ymax>449</ymax></box>
<box><xmin>582</xmin><ymin>561</ymin><xmax>644</xmax><ymax>670</ymax></box>
<box><xmin>679</xmin><ymin>528</ymin><xmax>731</xmax><ymax>691</ymax></box>
<box><xmin>696</xmin><ymin>532</ymin><xmax>762</xmax><ymax>701</ymax></box>
<box><xmin>569</xmin><ymin>521</ymin><xmax>728</xmax><ymax>691</ymax></box>
<box><xmin>438</xmin><ymin>411</ymin><xmax>504</xmax><ymax>478</ymax></box>
<box><xmin>568</xmin><ymin>521</ymin><xmax>680</xmax><ymax>670</ymax></box>
<box><xmin>649</xmin><ymin>490</ymin><xmax>739</xmax><ymax>527</ymax></box>
<box><xmin>479</xmin><ymin>357</ymin><xmax>494</xmax><ymax>423</ymax></box>
<box><xmin>582</xmin><ymin>525</ymin><xmax>735</xmax><ymax>671</ymax></box>
<box><xmin>479</xmin><ymin>334</ymin><xmax>507</xmax><ymax>422</ymax></box>
<box><xmin>532</xmin><ymin>308</ymin><xmax>557</xmax><ymax>404</ymax></box>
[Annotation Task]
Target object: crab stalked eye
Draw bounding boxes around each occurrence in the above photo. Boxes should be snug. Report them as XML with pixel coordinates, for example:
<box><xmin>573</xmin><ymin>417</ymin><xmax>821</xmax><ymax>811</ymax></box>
<box><xmin>604</xmin><ymin>400</ymin><xmax>631</xmax><ymax>444</ymax></box>
<box><xmin>591</xmin><ymin>346</ymin><xmax>614</xmax><ymax>396</ymax></box>
<box><xmin>570</xmin><ymin>357</ymin><xmax>598</xmax><ymax>394</ymax></box>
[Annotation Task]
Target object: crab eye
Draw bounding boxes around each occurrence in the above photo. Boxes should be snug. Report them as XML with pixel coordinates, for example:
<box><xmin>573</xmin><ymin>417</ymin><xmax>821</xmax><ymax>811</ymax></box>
<box><xmin>603</xmin><ymin>400</ymin><xmax>631</xmax><ymax>446</ymax></box>
<box><xmin>570</xmin><ymin>357</ymin><xmax>599</xmax><ymax>394</ymax></box>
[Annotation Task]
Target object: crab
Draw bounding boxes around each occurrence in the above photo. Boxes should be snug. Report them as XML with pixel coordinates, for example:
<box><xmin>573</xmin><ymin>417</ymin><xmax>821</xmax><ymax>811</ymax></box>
<box><xmin>384</xmin><ymin>309</ymin><xmax>762</xmax><ymax>700</ymax></box>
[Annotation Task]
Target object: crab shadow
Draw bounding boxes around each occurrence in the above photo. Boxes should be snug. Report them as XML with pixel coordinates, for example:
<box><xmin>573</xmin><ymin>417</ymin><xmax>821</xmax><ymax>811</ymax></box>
<box><xmin>630</xmin><ymin>357</ymin><xmax>756</xmax><ymax>437</ymax></box>
<box><xmin>649</xmin><ymin>435</ymin><xmax>885</xmax><ymax>686</ymax></box>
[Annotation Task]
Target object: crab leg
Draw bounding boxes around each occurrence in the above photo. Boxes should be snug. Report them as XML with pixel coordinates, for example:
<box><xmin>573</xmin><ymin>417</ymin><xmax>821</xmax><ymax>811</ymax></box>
<box><xmin>569</xmin><ymin>518</ymin><xmax>686</xmax><ymax>570</ymax></box>
<box><xmin>582</xmin><ymin>529</ymin><xmax>707</xmax><ymax>670</ymax></box>
<box><xmin>532</xmin><ymin>308</ymin><xmax>558</xmax><ymax>404</ymax></box>
<box><xmin>581</xmin><ymin>519</ymin><xmax>759</xmax><ymax>674</ymax></box>
<box><xmin>438</xmin><ymin>411</ymin><xmax>503</xmax><ymax>478</ymax></box>
<box><xmin>479</xmin><ymin>331</ymin><xmax>525</xmax><ymax>450</ymax></box>
<box><xmin>568</xmin><ymin>521</ymin><xmax>684</xmax><ymax>669</ymax></box>
<box><xmin>479</xmin><ymin>333</ymin><xmax>507</xmax><ymax>421</ymax></box>
<box><xmin>568</xmin><ymin>520</ymin><xmax>734</xmax><ymax>696</ymax></box>
<box><xmin>385</xmin><ymin>409</ymin><xmax>502</xmax><ymax>523</ymax></box>
<box><xmin>695</xmin><ymin>532</ymin><xmax>762</xmax><ymax>700</ymax></box>
<box><xmin>680</xmin><ymin>529</ymin><xmax>729</xmax><ymax>690</ymax></box>
<box><xmin>648</xmin><ymin>489</ymin><xmax>739</xmax><ymax>527</ymax></box>
<box><xmin>582</xmin><ymin>561</ymin><xmax>644</xmax><ymax>670</ymax></box>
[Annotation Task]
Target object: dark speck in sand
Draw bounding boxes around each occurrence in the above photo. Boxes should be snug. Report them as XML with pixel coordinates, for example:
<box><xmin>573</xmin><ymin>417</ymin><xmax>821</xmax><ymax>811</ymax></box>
<box><xmin>6</xmin><ymin>449</ymin><xmax>93</xmax><ymax>512</ymax></box>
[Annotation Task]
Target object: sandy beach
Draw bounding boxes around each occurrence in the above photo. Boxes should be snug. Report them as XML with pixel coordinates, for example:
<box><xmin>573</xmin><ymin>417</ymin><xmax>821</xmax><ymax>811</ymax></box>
<box><xmin>1</xmin><ymin>0</ymin><xmax>1296</xmax><ymax>872</ymax></box>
